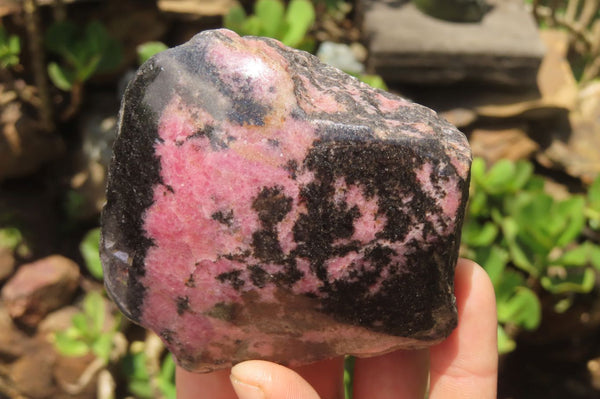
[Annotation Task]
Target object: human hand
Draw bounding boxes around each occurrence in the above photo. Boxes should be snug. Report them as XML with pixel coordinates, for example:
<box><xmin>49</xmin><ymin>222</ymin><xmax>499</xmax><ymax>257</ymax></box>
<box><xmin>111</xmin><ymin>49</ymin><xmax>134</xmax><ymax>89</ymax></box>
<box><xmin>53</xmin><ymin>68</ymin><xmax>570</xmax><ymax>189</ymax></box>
<box><xmin>177</xmin><ymin>258</ymin><xmax>498</xmax><ymax>399</ymax></box>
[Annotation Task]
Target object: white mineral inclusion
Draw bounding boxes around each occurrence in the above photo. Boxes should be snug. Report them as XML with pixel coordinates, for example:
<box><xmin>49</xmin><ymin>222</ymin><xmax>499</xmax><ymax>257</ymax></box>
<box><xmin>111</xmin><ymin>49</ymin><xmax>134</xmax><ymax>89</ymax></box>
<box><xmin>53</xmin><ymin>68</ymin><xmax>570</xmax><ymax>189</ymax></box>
<box><xmin>238</xmin><ymin>56</ymin><xmax>269</xmax><ymax>80</ymax></box>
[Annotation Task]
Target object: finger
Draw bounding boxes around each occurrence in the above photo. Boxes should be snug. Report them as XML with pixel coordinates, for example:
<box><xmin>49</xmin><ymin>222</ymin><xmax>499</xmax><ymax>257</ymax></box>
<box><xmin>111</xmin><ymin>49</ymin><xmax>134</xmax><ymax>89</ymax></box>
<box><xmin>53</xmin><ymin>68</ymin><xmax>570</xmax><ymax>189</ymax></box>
<box><xmin>177</xmin><ymin>365</ymin><xmax>237</xmax><ymax>399</ymax></box>
<box><xmin>429</xmin><ymin>258</ymin><xmax>498</xmax><ymax>399</ymax></box>
<box><xmin>230</xmin><ymin>360</ymin><xmax>328</xmax><ymax>399</ymax></box>
<box><xmin>353</xmin><ymin>349</ymin><xmax>429</xmax><ymax>399</ymax></box>
<box><xmin>292</xmin><ymin>357</ymin><xmax>345</xmax><ymax>399</ymax></box>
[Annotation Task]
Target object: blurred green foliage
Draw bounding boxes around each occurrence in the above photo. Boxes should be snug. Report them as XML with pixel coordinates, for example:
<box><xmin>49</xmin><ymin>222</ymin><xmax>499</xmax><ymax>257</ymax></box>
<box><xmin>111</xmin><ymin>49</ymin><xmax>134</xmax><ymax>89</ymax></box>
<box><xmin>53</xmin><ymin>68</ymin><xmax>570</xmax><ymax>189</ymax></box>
<box><xmin>137</xmin><ymin>41</ymin><xmax>168</xmax><ymax>65</ymax></box>
<box><xmin>463</xmin><ymin>158</ymin><xmax>600</xmax><ymax>353</ymax></box>
<box><xmin>53</xmin><ymin>291</ymin><xmax>121</xmax><ymax>362</ymax></box>
<box><xmin>45</xmin><ymin>20</ymin><xmax>122</xmax><ymax>91</ymax></box>
<box><xmin>0</xmin><ymin>226</ymin><xmax>31</xmax><ymax>258</ymax></box>
<box><xmin>225</xmin><ymin>0</ymin><xmax>316</xmax><ymax>51</ymax></box>
<box><xmin>0</xmin><ymin>227</ymin><xmax>23</xmax><ymax>251</ymax></box>
<box><xmin>80</xmin><ymin>228</ymin><xmax>103</xmax><ymax>280</ymax></box>
<box><xmin>0</xmin><ymin>25</ymin><xmax>20</xmax><ymax>69</ymax></box>
<box><xmin>122</xmin><ymin>349</ymin><xmax>176</xmax><ymax>399</ymax></box>
<box><xmin>356</xmin><ymin>74</ymin><xmax>388</xmax><ymax>91</ymax></box>
<box><xmin>344</xmin><ymin>356</ymin><xmax>355</xmax><ymax>399</ymax></box>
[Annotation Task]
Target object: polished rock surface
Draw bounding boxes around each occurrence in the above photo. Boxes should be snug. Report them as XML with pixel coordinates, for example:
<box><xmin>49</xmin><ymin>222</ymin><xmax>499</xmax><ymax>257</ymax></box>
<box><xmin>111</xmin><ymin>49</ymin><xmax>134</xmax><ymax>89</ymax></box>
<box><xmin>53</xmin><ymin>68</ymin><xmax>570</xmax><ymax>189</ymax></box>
<box><xmin>101</xmin><ymin>29</ymin><xmax>471</xmax><ymax>372</ymax></box>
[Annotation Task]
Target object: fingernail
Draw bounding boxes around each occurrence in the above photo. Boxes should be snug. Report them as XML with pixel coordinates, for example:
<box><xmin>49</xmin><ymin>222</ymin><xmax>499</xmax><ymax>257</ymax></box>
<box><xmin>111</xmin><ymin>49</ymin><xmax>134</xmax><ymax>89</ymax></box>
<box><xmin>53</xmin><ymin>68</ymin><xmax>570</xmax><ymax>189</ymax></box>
<box><xmin>230</xmin><ymin>371</ymin><xmax>266</xmax><ymax>399</ymax></box>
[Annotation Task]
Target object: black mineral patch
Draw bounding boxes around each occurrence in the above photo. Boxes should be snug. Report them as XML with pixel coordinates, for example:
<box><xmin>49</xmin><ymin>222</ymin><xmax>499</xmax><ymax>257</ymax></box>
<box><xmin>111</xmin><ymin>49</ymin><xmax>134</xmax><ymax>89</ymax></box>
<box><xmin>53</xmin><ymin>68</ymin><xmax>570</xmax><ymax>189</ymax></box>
<box><xmin>211</xmin><ymin>210</ymin><xmax>234</xmax><ymax>227</ymax></box>
<box><xmin>216</xmin><ymin>270</ymin><xmax>245</xmax><ymax>290</ymax></box>
<box><xmin>252</xmin><ymin>186</ymin><xmax>293</xmax><ymax>226</ymax></box>
<box><xmin>101</xmin><ymin>59</ymin><xmax>166</xmax><ymax>321</ymax></box>
<box><xmin>176</xmin><ymin>296</ymin><xmax>190</xmax><ymax>315</ymax></box>
<box><xmin>248</xmin><ymin>265</ymin><xmax>269</xmax><ymax>288</ymax></box>
<box><xmin>288</xmin><ymin>138</ymin><xmax>467</xmax><ymax>334</ymax></box>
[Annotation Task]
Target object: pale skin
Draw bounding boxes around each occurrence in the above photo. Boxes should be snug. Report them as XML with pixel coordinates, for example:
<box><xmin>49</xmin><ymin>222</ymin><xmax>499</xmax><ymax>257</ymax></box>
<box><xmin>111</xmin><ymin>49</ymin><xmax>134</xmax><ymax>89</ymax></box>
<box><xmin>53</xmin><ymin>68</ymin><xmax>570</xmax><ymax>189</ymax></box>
<box><xmin>177</xmin><ymin>259</ymin><xmax>498</xmax><ymax>399</ymax></box>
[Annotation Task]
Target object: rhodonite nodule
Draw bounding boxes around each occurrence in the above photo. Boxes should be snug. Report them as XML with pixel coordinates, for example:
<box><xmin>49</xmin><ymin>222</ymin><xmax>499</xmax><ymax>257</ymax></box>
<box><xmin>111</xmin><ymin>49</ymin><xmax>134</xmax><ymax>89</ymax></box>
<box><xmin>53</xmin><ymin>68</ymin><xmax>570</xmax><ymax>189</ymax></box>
<box><xmin>101</xmin><ymin>29</ymin><xmax>472</xmax><ymax>373</ymax></box>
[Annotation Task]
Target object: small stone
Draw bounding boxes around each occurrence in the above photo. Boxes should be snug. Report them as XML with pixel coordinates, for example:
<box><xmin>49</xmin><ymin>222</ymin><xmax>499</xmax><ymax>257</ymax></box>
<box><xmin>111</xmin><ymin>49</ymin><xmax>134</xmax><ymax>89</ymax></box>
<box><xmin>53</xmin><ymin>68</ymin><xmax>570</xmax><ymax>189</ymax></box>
<box><xmin>9</xmin><ymin>337</ymin><xmax>57</xmax><ymax>399</ymax></box>
<box><xmin>0</xmin><ymin>84</ymin><xmax>65</xmax><ymax>181</ymax></box>
<box><xmin>0</xmin><ymin>303</ymin><xmax>27</xmax><ymax>360</ymax></box>
<box><xmin>101</xmin><ymin>29</ymin><xmax>471</xmax><ymax>372</ymax></box>
<box><xmin>38</xmin><ymin>306</ymin><xmax>81</xmax><ymax>334</ymax></box>
<box><xmin>317</xmin><ymin>41</ymin><xmax>365</xmax><ymax>75</ymax></box>
<box><xmin>2</xmin><ymin>255</ymin><xmax>80</xmax><ymax>327</ymax></box>
<box><xmin>470</xmin><ymin>125</ymin><xmax>539</xmax><ymax>163</ymax></box>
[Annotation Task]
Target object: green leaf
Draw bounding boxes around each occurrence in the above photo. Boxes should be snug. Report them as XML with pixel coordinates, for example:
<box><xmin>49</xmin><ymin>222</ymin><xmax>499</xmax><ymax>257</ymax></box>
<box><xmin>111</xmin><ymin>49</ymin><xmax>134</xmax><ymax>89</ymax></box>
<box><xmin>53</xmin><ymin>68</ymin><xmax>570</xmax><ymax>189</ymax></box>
<box><xmin>358</xmin><ymin>74</ymin><xmax>388</xmax><ymax>90</ymax></box>
<box><xmin>462</xmin><ymin>220</ymin><xmax>498</xmax><ymax>247</ymax></box>
<box><xmin>525</xmin><ymin>175</ymin><xmax>545</xmax><ymax>191</ymax></box>
<box><xmin>554</xmin><ymin>244</ymin><xmax>588</xmax><ymax>267</ymax></box>
<box><xmin>83</xmin><ymin>291</ymin><xmax>105</xmax><ymax>335</ymax></box>
<box><xmin>541</xmin><ymin>267</ymin><xmax>596</xmax><ymax>294</ymax></box>
<box><xmin>91</xmin><ymin>333</ymin><xmax>113</xmax><ymax>362</ymax></box>
<box><xmin>48</xmin><ymin>62</ymin><xmax>74</xmax><ymax>91</ymax></box>
<box><xmin>158</xmin><ymin>355</ymin><xmax>176</xmax><ymax>399</ymax></box>
<box><xmin>482</xmin><ymin>159</ymin><xmax>515</xmax><ymax>194</ymax></box>
<box><xmin>502</xmin><ymin>218</ymin><xmax>539</xmax><ymax>276</ymax></box>
<box><xmin>0</xmin><ymin>27</ymin><xmax>21</xmax><ymax>68</ymax></box>
<box><xmin>54</xmin><ymin>332</ymin><xmax>90</xmax><ymax>357</ymax></box>
<box><xmin>588</xmin><ymin>175</ymin><xmax>600</xmax><ymax>205</ymax></box>
<box><xmin>45</xmin><ymin>20</ymin><xmax>121</xmax><ymax>84</ymax></box>
<box><xmin>8</xmin><ymin>35</ymin><xmax>20</xmax><ymax>54</ymax></box>
<box><xmin>555</xmin><ymin>196</ymin><xmax>585</xmax><ymax>246</ymax></box>
<box><xmin>468</xmin><ymin>189</ymin><xmax>488</xmax><ymax>217</ymax></box>
<box><xmin>160</xmin><ymin>354</ymin><xmax>176</xmax><ymax>381</ymax></box>
<box><xmin>590</xmin><ymin>244</ymin><xmax>600</xmax><ymax>270</ymax></box>
<box><xmin>95</xmin><ymin>37</ymin><xmax>122</xmax><ymax>74</ymax></box>
<box><xmin>71</xmin><ymin>313</ymin><xmax>89</xmax><ymax>335</ymax></box>
<box><xmin>80</xmin><ymin>228</ymin><xmax>103</xmax><ymax>279</ymax></box>
<box><xmin>137</xmin><ymin>41</ymin><xmax>168</xmax><ymax>65</ymax></box>
<box><xmin>76</xmin><ymin>54</ymin><xmax>102</xmax><ymax>81</ymax></box>
<box><xmin>255</xmin><ymin>0</ymin><xmax>285</xmax><ymax>38</ymax></box>
<box><xmin>0</xmin><ymin>227</ymin><xmax>23</xmax><ymax>251</ymax></box>
<box><xmin>45</xmin><ymin>21</ymin><xmax>78</xmax><ymax>56</ymax></box>
<box><xmin>494</xmin><ymin>269</ymin><xmax>525</xmax><ymax>303</ymax></box>
<box><xmin>128</xmin><ymin>379</ymin><xmax>153</xmax><ymax>399</ymax></box>
<box><xmin>242</xmin><ymin>16</ymin><xmax>262</xmax><ymax>36</ymax></box>
<box><xmin>224</xmin><ymin>5</ymin><xmax>248</xmax><ymax>33</ymax></box>
<box><xmin>497</xmin><ymin>325</ymin><xmax>516</xmax><ymax>354</ymax></box>
<box><xmin>122</xmin><ymin>351</ymin><xmax>150</xmax><ymax>381</ymax></box>
<box><xmin>497</xmin><ymin>287</ymin><xmax>541</xmax><ymax>330</ymax></box>
<box><xmin>84</xmin><ymin>21</ymin><xmax>110</xmax><ymax>54</ymax></box>
<box><xmin>507</xmin><ymin>160</ymin><xmax>533</xmax><ymax>192</ymax></box>
<box><xmin>478</xmin><ymin>245</ymin><xmax>509</xmax><ymax>285</ymax></box>
<box><xmin>282</xmin><ymin>0</ymin><xmax>315</xmax><ymax>47</ymax></box>
<box><xmin>554</xmin><ymin>297</ymin><xmax>573</xmax><ymax>313</ymax></box>
<box><xmin>470</xmin><ymin>157</ymin><xmax>486</xmax><ymax>185</ymax></box>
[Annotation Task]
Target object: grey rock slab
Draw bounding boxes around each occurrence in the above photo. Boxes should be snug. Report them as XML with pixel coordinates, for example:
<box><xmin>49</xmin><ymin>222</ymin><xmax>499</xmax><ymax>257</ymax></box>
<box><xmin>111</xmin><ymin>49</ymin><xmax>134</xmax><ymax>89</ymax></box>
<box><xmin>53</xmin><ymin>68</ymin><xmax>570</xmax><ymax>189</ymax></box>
<box><xmin>359</xmin><ymin>0</ymin><xmax>546</xmax><ymax>86</ymax></box>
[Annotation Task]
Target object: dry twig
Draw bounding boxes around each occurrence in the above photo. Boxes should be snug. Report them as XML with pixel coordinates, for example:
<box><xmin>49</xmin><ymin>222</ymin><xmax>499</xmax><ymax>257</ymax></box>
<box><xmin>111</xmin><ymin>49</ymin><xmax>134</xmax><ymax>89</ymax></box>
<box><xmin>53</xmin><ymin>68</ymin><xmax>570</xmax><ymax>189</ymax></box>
<box><xmin>530</xmin><ymin>0</ymin><xmax>600</xmax><ymax>84</ymax></box>
<box><xmin>23</xmin><ymin>0</ymin><xmax>54</xmax><ymax>132</ymax></box>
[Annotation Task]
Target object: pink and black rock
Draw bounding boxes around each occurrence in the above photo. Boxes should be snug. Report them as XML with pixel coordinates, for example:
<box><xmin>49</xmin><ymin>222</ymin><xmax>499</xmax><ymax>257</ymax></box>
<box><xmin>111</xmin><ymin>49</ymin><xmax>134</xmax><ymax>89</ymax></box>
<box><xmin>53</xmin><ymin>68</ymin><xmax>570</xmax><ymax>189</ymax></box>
<box><xmin>101</xmin><ymin>29</ymin><xmax>472</xmax><ymax>372</ymax></box>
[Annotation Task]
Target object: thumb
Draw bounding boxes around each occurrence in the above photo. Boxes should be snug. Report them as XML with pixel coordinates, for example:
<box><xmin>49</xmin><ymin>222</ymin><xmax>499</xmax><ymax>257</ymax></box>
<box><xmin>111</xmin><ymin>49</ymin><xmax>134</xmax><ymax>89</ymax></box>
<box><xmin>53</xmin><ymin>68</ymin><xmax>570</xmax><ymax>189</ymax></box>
<box><xmin>230</xmin><ymin>360</ymin><xmax>321</xmax><ymax>399</ymax></box>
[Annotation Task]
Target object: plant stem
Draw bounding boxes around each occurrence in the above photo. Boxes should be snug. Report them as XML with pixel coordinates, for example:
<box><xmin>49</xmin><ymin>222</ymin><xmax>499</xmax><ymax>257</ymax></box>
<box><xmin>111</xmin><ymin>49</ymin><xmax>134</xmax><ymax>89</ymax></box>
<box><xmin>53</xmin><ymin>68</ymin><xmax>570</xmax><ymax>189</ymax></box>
<box><xmin>565</xmin><ymin>0</ymin><xmax>580</xmax><ymax>24</ymax></box>
<box><xmin>534</xmin><ymin>4</ymin><xmax>594</xmax><ymax>48</ymax></box>
<box><xmin>145</xmin><ymin>332</ymin><xmax>167</xmax><ymax>399</ymax></box>
<box><xmin>61</xmin><ymin>80</ymin><xmax>83</xmax><ymax>121</ymax></box>
<box><xmin>23</xmin><ymin>0</ymin><xmax>54</xmax><ymax>132</ymax></box>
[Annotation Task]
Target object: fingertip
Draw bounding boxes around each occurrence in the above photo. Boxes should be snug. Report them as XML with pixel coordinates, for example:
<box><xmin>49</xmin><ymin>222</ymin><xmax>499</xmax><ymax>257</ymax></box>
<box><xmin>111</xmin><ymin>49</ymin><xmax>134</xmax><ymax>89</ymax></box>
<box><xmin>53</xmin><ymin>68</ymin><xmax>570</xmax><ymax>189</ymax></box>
<box><xmin>455</xmin><ymin>258</ymin><xmax>495</xmax><ymax>306</ymax></box>
<box><xmin>176</xmin><ymin>365</ymin><xmax>236</xmax><ymax>399</ymax></box>
<box><xmin>230</xmin><ymin>360</ymin><xmax>321</xmax><ymax>399</ymax></box>
<box><xmin>429</xmin><ymin>258</ymin><xmax>498</xmax><ymax>399</ymax></box>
